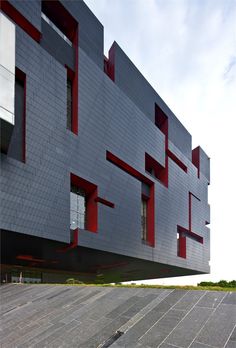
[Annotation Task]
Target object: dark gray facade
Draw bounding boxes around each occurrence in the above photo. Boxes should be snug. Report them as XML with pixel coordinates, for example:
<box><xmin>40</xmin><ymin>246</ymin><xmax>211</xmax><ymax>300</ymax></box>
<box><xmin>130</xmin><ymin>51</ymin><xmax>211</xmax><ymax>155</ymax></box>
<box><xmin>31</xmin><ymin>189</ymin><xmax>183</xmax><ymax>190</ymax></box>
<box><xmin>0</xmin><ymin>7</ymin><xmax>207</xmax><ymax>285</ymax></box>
<box><xmin>0</xmin><ymin>0</ymin><xmax>210</xmax><ymax>282</ymax></box>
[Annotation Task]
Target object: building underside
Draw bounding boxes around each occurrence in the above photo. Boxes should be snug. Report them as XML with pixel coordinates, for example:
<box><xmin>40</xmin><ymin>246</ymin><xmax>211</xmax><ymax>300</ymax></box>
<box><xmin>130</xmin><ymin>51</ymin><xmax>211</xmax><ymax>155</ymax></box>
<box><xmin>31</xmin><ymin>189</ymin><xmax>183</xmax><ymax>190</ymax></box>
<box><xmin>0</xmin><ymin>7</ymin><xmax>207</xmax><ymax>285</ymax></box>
<box><xmin>1</xmin><ymin>230</ymin><xmax>203</xmax><ymax>284</ymax></box>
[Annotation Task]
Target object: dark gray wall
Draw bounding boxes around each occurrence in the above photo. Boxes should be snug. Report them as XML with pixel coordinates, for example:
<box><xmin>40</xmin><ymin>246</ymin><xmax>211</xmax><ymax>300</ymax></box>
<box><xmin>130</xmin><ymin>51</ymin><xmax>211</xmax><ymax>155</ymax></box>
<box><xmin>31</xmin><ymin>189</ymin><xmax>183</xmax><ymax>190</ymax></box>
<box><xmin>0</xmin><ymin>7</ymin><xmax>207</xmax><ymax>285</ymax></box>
<box><xmin>8</xmin><ymin>77</ymin><xmax>24</xmax><ymax>161</ymax></box>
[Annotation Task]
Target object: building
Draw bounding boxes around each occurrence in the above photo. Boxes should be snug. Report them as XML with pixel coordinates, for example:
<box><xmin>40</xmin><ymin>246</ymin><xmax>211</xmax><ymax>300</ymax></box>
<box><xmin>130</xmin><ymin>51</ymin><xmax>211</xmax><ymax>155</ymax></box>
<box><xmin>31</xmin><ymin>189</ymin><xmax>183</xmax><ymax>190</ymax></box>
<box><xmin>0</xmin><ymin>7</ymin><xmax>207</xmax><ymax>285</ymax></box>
<box><xmin>0</xmin><ymin>0</ymin><xmax>210</xmax><ymax>283</ymax></box>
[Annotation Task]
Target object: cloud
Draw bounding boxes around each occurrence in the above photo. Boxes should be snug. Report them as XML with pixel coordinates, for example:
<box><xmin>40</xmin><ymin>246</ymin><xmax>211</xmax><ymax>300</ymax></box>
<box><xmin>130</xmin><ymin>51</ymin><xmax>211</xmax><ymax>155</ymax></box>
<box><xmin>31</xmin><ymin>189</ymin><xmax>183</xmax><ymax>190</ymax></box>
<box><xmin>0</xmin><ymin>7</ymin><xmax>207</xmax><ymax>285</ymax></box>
<box><xmin>224</xmin><ymin>56</ymin><xmax>236</xmax><ymax>83</ymax></box>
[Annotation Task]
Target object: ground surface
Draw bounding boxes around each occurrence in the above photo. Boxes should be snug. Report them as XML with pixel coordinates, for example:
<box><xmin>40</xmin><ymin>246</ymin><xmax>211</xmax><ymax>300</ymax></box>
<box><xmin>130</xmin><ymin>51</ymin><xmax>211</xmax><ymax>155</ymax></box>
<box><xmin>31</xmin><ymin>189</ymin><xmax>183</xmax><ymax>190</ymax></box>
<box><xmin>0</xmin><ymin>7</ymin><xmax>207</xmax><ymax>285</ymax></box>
<box><xmin>0</xmin><ymin>284</ymin><xmax>235</xmax><ymax>348</ymax></box>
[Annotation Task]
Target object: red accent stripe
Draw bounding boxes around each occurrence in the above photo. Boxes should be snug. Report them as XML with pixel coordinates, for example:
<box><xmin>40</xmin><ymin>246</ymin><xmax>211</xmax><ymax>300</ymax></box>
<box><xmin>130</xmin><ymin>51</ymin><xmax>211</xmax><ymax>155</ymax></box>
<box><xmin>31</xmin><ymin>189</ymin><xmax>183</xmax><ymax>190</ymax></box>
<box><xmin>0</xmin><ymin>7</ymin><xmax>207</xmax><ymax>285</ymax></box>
<box><xmin>189</xmin><ymin>192</ymin><xmax>192</xmax><ymax>231</ymax></box>
<box><xmin>147</xmin><ymin>184</ymin><xmax>155</xmax><ymax>247</ymax></box>
<box><xmin>187</xmin><ymin>230</ymin><xmax>203</xmax><ymax>244</ymax></box>
<box><xmin>178</xmin><ymin>234</ymin><xmax>186</xmax><ymax>258</ymax></box>
<box><xmin>16</xmin><ymin>255</ymin><xmax>45</xmax><ymax>263</ymax></box>
<box><xmin>72</xmin><ymin>228</ymin><xmax>78</xmax><ymax>246</ymax></box>
<box><xmin>167</xmin><ymin>149</ymin><xmax>187</xmax><ymax>172</ymax></box>
<box><xmin>155</xmin><ymin>104</ymin><xmax>169</xmax><ymax>187</ymax></box>
<box><xmin>107</xmin><ymin>44</ymin><xmax>115</xmax><ymax>81</ymax></box>
<box><xmin>164</xmin><ymin>134</ymin><xmax>169</xmax><ymax>188</ymax></box>
<box><xmin>177</xmin><ymin>225</ymin><xmax>203</xmax><ymax>244</ymax></box>
<box><xmin>0</xmin><ymin>0</ymin><xmax>41</xmax><ymax>42</ymax></box>
<box><xmin>56</xmin><ymin>228</ymin><xmax>78</xmax><ymax>253</ymax></box>
<box><xmin>107</xmin><ymin>151</ymin><xmax>153</xmax><ymax>186</ymax></box>
<box><xmin>95</xmin><ymin>197</ymin><xmax>115</xmax><ymax>208</ymax></box>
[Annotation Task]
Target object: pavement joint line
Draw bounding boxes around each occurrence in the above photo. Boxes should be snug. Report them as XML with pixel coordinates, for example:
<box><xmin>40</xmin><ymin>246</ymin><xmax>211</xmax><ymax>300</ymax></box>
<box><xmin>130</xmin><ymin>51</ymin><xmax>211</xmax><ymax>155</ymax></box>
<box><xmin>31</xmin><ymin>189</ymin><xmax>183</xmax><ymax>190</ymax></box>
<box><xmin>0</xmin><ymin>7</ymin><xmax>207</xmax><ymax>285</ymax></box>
<box><xmin>223</xmin><ymin>323</ymin><xmax>236</xmax><ymax>348</ymax></box>
<box><xmin>117</xmin><ymin>289</ymin><xmax>174</xmax><ymax>335</ymax></box>
<box><xmin>2</xmin><ymin>301</ymin><xmax>32</xmax><ymax>316</ymax></box>
<box><xmin>163</xmin><ymin>342</ymin><xmax>183</xmax><ymax>348</ymax></box>
<box><xmin>186</xmin><ymin>291</ymin><xmax>228</xmax><ymax>348</ymax></box>
<box><xmin>194</xmin><ymin>341</ymin><xmax>218</xmax><ymax>348</ymax></box>
<box><xmin>137</xmin><ymin>290</ymin><xmax>194</xmax><ymax>343</ymax></box>
<box><xmin>154</xmin><ymin>290</ymin><xmax>208</xmax><ymax>348</ymax></box>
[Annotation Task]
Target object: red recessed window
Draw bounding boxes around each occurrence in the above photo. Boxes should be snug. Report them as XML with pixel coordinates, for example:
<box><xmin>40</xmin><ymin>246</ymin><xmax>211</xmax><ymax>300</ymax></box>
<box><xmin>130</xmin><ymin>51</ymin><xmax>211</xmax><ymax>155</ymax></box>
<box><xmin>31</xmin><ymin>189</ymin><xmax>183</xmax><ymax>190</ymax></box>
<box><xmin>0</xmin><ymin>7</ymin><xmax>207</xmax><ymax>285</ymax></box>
<box><xmin>141</xmin><ymin>195</ymin><xmax>148</xmax><ymax>242</ymax></box>
<box><xmin>104</xmin><ymin>44</ymin><xmax>115</xmax><ymax>81</ymax></box>
<box><xmin>65</xmin><ymin>65</ymin><xmax>78</xmax><ymax>134</ymax></box>
<box><xmin>155</xmin><ymin>103</ymin><xmax>168</xmax><ymax>137</ymax></box>
<box><xmin>192</xmin><ymin>146</ymin><xmax>200</xmax><ymax>178</ymax></box>
<box><xmin>106</xmin><ymin>151</ymin><xmax>155</xmax><ymax>247</ymax></box>
<box><xmin>177</xmin><ymin>230</ymin><xmax>186</xmax><ymax>259</ymax></box>
<box><xmin>41</xmin><ymin>1</ymin><xmax>77</xmax><ymax>43</ymax></box>
<box><xmin>70</xmin><ymin>174</ymin><xmax>98</xmax><ymax>233</ymax></box>
<box><xmin>141</xmin><ymin>183</ymin><xmax>155</xmax><ymax>247</ymax></box>
<box><xmin>41</xmin><ymin>1</ymin><xmax>79</xmax><ymax>134</ymax></box>
<box><xmin>145</xmin><ymin>153</ymin><xmax>167</xmax><ymax>187</ymax></box>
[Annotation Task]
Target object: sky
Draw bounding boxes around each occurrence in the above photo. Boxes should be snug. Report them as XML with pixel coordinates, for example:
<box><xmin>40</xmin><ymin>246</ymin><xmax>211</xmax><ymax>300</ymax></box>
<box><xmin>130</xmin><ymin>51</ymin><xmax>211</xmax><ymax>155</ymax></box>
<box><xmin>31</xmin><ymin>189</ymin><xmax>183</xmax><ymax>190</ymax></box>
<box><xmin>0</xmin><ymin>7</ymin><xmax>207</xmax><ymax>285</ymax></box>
<box><xmin>85</xmin><ymin>0</ymin><xmax>236</xmax><ymax>285</ymax></box>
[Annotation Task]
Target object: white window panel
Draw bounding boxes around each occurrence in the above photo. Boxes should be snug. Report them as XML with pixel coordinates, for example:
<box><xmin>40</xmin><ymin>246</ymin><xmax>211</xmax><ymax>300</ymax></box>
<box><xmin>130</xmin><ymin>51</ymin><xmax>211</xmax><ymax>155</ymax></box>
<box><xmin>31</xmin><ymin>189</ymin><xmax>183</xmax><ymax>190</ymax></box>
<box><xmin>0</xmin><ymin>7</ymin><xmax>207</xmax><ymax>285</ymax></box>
<box><xmin>0</xmin><ymin>65</ymin><xmax>15</xmax><ymax>124</ymax></box>
<box><xmin>0</xmin><ymin>13</ymin><xmax>15</xmax><ymax>74</ymax></box>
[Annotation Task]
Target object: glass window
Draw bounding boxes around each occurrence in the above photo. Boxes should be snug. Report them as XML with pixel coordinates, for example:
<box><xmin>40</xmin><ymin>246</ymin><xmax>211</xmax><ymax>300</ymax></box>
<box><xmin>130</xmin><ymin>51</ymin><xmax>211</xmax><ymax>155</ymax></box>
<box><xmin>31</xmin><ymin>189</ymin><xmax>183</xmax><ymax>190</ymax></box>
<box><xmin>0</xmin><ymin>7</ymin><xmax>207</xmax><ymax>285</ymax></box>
<box><xmin>141</xmin><ymin>198</ymin><xmax>147</xmax><ymax>241</ymax></box>
<box><xmin>0</xmin><ymin>13</ymin><xmax>15</xmax><ymax>75</ymax></box>
<box><xmin>0</xmin><ymin>13</ymin><xmax>15</xmax><ymax>125</ymax></box>
<box><xmin>177</xmin><ymin>232</ymin><xmax>180</xmax><ymax>256</ymax></box>
<box><xmin>70</xmin><ymin>185</ymin><xmax>86</xmax><ymax>229</ymax></box>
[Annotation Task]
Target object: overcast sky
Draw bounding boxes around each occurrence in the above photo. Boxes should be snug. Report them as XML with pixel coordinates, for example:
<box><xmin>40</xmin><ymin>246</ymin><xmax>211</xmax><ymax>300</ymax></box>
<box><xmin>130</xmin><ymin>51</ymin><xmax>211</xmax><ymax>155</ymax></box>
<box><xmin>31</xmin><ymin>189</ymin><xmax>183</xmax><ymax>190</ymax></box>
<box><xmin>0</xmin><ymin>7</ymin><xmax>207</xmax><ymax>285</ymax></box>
<box><xmin>85</xmin><ymin>0</ymin><xmax>236</xmax><ymax>285</ymax></box>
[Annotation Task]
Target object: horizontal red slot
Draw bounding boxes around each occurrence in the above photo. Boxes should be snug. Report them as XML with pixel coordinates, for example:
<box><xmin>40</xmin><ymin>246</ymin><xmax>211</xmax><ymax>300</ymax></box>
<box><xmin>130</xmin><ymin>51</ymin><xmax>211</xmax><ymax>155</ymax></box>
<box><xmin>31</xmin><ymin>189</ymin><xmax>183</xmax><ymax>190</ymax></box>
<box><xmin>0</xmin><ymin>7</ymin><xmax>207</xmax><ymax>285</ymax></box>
<box><xmin>107</xmin><ymin>151</ymin><xmax>153</xmax><ymax>186</ymax></box>
<box><xmin>16</xmin><ymin>255</ymin><xmax>45</xmax><ymax>263</ymax></box>
<box><xmin>95</xmin><ymin>197</ymin><xmax>115</xmax><ymax>208</ymax></box>
<box><xmin>177</xmin><ymin>225</ymin><xmax>203</xmax><ymax>244</ymax></box>
<box><xmin>167</xmin><ymin>149</ymin><xmax>187</xmax><ymax>172</ymax></box>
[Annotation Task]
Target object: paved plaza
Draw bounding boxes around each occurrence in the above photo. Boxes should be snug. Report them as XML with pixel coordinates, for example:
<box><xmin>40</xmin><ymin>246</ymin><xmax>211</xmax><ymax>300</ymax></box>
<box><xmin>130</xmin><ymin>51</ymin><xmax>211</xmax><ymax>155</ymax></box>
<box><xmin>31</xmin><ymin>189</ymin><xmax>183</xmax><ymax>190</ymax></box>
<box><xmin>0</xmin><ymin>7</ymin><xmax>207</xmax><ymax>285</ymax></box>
<box><xmin>0</xmin><ymin>284</ymin><xmax>235</xmax><ymax>347</ymax></box>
